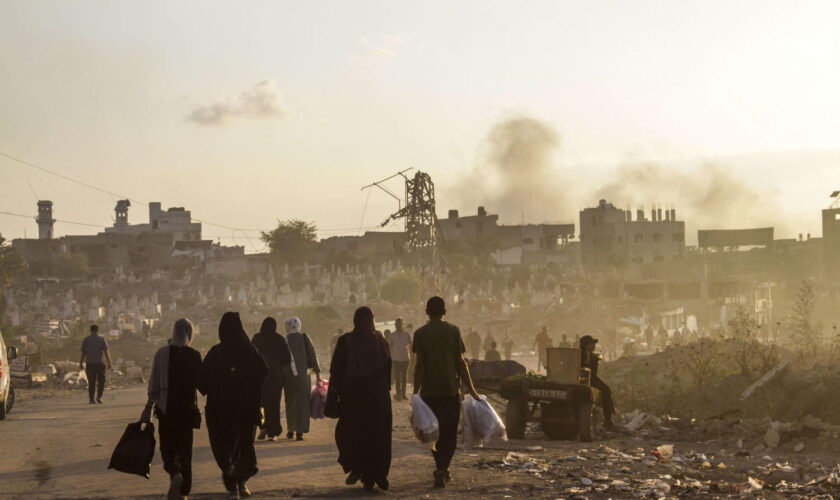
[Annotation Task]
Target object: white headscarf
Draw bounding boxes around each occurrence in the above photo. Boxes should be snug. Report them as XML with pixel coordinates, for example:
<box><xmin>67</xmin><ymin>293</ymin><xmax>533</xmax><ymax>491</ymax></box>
<box><xmin>284</xmin><ymin>316</ymin><xmax>301</xmax><ymax>376</ymax></box>
<box><xmin>285</xmin><ymin>316</ymin><xmax>302</xmax><ymax>334</ymax></box>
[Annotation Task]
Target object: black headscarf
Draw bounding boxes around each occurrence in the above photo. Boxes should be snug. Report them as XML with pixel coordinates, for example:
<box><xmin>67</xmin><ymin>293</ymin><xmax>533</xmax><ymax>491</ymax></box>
<box><xmin>252</xmin><ymin>317</ymin><xmax>292</xmax><ymax>373</ymax></box>
<box><xmin>198</xmin><ymin>312</ymin><xmax>267</xmax><ymax>427</ymax></box>
<box><xmin>345</xmin><ymin>306</ymin><xmax>390</xmax><ymax>378</ymax></box>
<box><xmin>219</xmin><ymin>311</ymin><xmax>250</xmax><ymax>344</ymax></box>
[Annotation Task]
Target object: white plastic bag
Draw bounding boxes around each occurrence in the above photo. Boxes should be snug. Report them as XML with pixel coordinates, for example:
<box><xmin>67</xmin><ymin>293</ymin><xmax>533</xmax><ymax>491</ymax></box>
<box><xmin>462</xmin><ymin>395</ymin><xmax>507</xmax><ymax>448</ymax></box>
<box><xmin>409</xmin><ymin>394</ymin><xmax>439</xmax><ymax>450</ymax></box>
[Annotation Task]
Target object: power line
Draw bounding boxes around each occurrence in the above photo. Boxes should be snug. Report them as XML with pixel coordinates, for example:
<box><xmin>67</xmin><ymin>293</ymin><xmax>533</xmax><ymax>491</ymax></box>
<box><xmin>0</xmin><ymin>151</ymin><xmax>268</xmax><ymax>234</ymax></box>
<box><xmin>0</xmin><ymin>210</ymin><xmax>107</xmax><ymax>229</ymax></box>
<box><xmin>1</xmin><ymin>152</ymin><xmax>401</xmax><ymax>238</ymax></box>
<box><xmin>0</xmin><ymin>151</ymin><xmax>149</xmax><ymax>207</ymax></box>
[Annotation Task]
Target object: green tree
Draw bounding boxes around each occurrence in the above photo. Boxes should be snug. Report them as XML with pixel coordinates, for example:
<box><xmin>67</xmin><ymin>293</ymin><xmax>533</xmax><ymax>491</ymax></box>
<box><xmin>260</xmin><ymin>220</ymin><xmax>318</xmax><ymax>264</ymax></box>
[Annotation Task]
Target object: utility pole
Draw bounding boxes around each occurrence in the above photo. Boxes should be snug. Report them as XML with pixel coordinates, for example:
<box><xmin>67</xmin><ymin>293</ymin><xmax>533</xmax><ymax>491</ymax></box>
<box><xmin>363</xmin><ymin>169</ymin><xmax>443</xmax><ymax>294</ymax></box>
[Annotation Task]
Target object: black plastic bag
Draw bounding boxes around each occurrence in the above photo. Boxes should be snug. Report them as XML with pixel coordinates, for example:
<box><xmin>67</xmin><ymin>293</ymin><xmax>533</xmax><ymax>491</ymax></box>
<box><xmin>108</xmin><ymin>421</ymin><xmax>156</xmax><ymax>478</ymax></box>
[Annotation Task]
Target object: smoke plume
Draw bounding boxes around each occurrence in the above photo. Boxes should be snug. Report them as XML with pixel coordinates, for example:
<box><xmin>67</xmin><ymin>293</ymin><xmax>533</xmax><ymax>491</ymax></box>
<box><xmin>455</xmin><ymin>115</ymin><xmax>785</xmax><ymax>236</ymax></box>
<box><xmin>454</xmin><ymin>116</ymin><xmax>570</xmax><ymax>223</ymax></box>
<box><xmin>186</xmin><ymin>79</ymin><xmax>286</xmax><ymax>126</ymax></box>
<box><xmin>595</xmin><ymin>161</ymin><xmax>783</xmax><ymax>233</ymax></box>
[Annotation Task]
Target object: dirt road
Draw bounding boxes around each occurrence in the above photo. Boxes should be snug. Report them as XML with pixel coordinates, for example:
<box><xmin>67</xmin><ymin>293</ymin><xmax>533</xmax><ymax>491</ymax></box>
<box><xmin>0</xmin><ymin>386</ymin><xmax>550</xmax><ymax>499</ymax></box>
<box><xmin>3</xmin><ymin>385</ymin><xmax>839</xmax><ymax>499</ymax></box>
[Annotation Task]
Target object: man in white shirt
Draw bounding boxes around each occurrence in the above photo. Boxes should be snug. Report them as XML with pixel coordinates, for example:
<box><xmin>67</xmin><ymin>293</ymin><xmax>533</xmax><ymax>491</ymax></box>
<box><xmin>388</xmin><ymin>318</ymin><xmax>412</xmax><ymax>401</ymax></box>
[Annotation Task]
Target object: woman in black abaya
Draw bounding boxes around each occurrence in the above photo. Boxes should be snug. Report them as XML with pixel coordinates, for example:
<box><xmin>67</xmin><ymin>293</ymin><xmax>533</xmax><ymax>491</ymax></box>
<box><xmin>251</xmin><ymin>317</ymin><xmax>292</xmax><ymax>440</ymax></box>
<box><xmin>330</xmin><ymin>306</ymin><xmax>392</xmax><ymax>491</ymax></box>
<box><xmin>198</xmin><ymin>312</ymin><xmax>267</xmax><ymax>500</ymax></box>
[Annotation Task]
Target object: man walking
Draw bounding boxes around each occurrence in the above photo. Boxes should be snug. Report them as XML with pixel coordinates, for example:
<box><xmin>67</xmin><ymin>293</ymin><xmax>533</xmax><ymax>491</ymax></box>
<box><xmin>388</xmin><ymin>318</ymin><xmax>412</xmax><ymax>400</ymax></box>
<box><xmin>413</xmin><ymin>296</ymin><xmax>480</xmax><ymax>488</ymax></box>
<box><xmin>532</xmin><ymin>327</ymin><xmax>552</xmax><ymax>373</ymax></box>
<box><xmin>79</xmin><ymin>324</ymin><xmax>112</xmax><ymax>404</ymax></box>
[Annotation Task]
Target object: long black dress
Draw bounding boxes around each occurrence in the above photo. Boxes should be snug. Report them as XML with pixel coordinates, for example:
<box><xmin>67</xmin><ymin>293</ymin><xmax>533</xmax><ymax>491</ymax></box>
<box><xmin>198</xmin><ymin>313</ymin><xmax>267</xmax><ymax>491</ymax></box>
<box><xmin>331</xmin><ymin>332</ymin><xmax>392</xmax><ymax>485</ymax></box>
<box><xmin>252</xmin><ymin>325</ymin><xmax>292</xmax><ymax>438</ymax></box>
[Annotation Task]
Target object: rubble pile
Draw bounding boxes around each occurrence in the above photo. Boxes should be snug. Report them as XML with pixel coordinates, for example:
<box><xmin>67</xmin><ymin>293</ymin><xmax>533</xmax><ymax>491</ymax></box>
<box><xmin>474</xmin><ymin>444</ymin><xmax>840</xmax><ymax>498</ymax></box>
<box><xmin>604</xmin><ymin>339</ymin><xmax>840</xmax><ymax>425</ymax></box>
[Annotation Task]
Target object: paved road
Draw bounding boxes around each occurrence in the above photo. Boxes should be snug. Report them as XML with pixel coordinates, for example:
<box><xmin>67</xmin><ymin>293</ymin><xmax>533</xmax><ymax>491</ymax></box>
<box><xmin>0</xmin><ymin>386</ymin><xmax>445</xmax><ymax>499</ymax></box>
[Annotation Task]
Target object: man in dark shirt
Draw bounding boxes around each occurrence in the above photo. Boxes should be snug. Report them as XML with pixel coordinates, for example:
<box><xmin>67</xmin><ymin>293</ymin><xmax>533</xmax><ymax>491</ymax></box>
<box><xmin>79</xmin><ymin>324</ymin><xmax>112</xmax><ymax>404</ymax></box>
<box><xmin>413</xmin><ymin>296</ymin><xmax>480</xmax><ymax>489</ymax></box>
<box><xmin>485</xmin><ymin>341</ymin><xmax>502</xmax><ymax>362</ymax></box>
<box><xmin>579</xmin><ymin>335</ymin><xmax>616</xmax><ymax>431</ymax></box>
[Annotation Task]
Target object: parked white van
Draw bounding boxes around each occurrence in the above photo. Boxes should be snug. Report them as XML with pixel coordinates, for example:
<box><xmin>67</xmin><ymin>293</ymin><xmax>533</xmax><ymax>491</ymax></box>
<box><xmin>0</xmin><ymin>328</ymin><xmax>18</xmax><ymax>419</ymax></box>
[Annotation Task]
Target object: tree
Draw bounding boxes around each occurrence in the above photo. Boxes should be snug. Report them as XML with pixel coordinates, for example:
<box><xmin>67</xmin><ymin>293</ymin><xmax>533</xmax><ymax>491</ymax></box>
<box><xmin>787</xmin><ymin>280</ymin><xmax>821</xmax><ymax>355</ymax></box>
<box><xmin>0</xmin><ymin>234</ymin><xmax>26</xmax><ymax>324</ymax></box>
<box><xmin>260</xmin><ymin>220</ymin><xmax>318</xmax><ymax>264</ymax></box>
<box><xmin>0</xmin><ymin>234</ymin><xmax>25</xmax><ymax>289</ymax></box>
<box><xmin>728</xmin><ymin>306</ymin><xmax>759</xmax><ymax>376</ymax></box>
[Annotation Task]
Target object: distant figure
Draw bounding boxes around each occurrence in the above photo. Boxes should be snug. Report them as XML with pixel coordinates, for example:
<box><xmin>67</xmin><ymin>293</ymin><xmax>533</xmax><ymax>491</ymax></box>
<box><xmin>79</xmin><ymin>324</ymin><xmax>112</xmax><ymax>404</ymax></box>
<box><xmin>388</xmin><ymin>318</ymin><xmax>412</xmax><ymax>401</ymax></box>
<box><xmin>485</xmin><ymin>341</ymin><xmax>502</xmax><ymax>362</ymax></box>
<box><xmin>579</xmin><ymin>335</ymin><xmax>616</xmax><ymax>431</ymax></box>
<box><xmin>252</xmin><ymin>317</ymin><xmax>293</xmax><ymax>441</ymax></box>
<box><xmin>331</xmin><ymin>306</ymin><xmax>392</xmax><ymax>492</ymax></box>
<box><xmin>532</xmin><ymin>327</ymin><xmax>552</xmax><ymax>372</ymax></box>
<box><xmin>644</xmin><ymin>325</ymin><xmax>655</xmax><ymax>349</ymax></box>
<box><xmin>199</xmin><ymin>312</ymin><xmax>267</xmax><ymax>499</ymax></box>
<box><xmin>383</xmin><ymin>329</ymin><xmax>393</xmax><ymax>391</ymax></box>
<box><xmin>672</xmin><ymin>325</ymin><xmax>683</xmax><ymax>345</ymax></box>
<box><xmin>557</xmin><ymin>334</ymin><xmax>571</xmax><ymax>348</ymax></box>
<box><xmin>482</xmin><ymin>332</ymin><xmax>496</xmax><ymax>353</ymax></box>
<box><xmin>465</xmin><ymin>329</ymin><xmax>482</xmax><ymax>360</ymax></box>
<box><xmin>406</xmin><ymin>323</ymin><xmax>417</xmax><ymax>384</ymax></box>
<box><xmin>413</xmin><ymin>296</ymin><xmax>480</xmax><ymax>488</ymax></box>
<box><xmin>284</xmin><ymin>317</ymin><xmax>320</xmax><ymax>441</ymax></box>
<box><xmin>657</xmin><ymin>326</ymin><xmax>669</xmax><ymax>348</ymax></box>
<box><xmin>141</xmin><ymin>318</ymin><xmax>202</xmax><ymax>500</ymax></box>
<box><xmin>502</xmin><ymin>335</ymin><xmax>514</xmax><ymax>360</ymax></box>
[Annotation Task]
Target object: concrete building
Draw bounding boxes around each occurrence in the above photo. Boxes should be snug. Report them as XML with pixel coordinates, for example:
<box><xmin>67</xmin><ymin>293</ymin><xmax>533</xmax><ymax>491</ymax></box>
<box><xmin>438</xmin><ymin>207</ymin><xmax>499</xmax><ymax>241</ymax></box>
<box><xmin>823</xmin><ymin>191</ymin><xmax>840</xmax><ymax>292</ymax></box>
<box><xmin>317</xmin><ymin>231</ymin><xmax>407</xmax><ymax>263</ymax></box>
<box><xmin>12</xmin><ymin>200</ymin><xmax>231</xmax><ymax>277</ymax></box>
<box><xmin>105</xmin><ymin>201</ymin><xmax>202</xmax><ymax>242</ymax></box>
<box><xmin>438</xmin><ymin>206</ymin><xmax>575</xmax><ymax>261</ymax></box>
<box><xmin>579</xmin><ymin>199</ymin><xmax>685</xmax><ymax>270</ymax></box>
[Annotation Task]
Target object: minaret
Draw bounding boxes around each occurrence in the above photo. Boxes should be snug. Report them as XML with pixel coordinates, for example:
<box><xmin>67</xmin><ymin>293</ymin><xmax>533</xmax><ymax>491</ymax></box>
<box><xmin>114</xmin><ymin>199</ymin><xmax>130</xmax><ymax>228</ymax></box>
<box><xmin>36</xmin><ymin>200</ymin><xmax>55</xmax><ymax>239</ymax></box>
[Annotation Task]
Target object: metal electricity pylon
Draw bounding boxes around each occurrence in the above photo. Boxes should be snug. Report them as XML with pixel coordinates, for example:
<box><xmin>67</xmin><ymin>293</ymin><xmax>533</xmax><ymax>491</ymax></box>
<box><xmin>362</xmin><ymin>169</ymin><xmax>442</xmax><ymax>294</ymax></box>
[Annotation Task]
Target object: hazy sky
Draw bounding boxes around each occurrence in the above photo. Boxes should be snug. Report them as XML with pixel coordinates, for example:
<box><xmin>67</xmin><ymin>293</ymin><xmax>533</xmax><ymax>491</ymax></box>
<box><xmin>2</xmin><ymin>1</ymin><xmax>839</xmax><ymax>249</ymax></box>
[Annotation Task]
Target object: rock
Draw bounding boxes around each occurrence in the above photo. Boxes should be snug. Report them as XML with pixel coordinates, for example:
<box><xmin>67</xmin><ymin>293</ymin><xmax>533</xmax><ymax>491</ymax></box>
<box><xmin>794</xmin><ymin>442</ymin><xmax>805</xmax><ymax>452</ymax></box>
<box><xmin>764</xmin><ymin>428</ymin><xmax>781</xmax><ymax>449</ymax></box>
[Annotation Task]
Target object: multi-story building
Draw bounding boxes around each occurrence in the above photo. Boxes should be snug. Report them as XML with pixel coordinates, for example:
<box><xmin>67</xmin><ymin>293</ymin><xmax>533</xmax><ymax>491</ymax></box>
<box><xmin>579</xmin><ymin>199</ymin><xmax>685</xmax><ymax>270</ymax></box>
<box><xmin>104</xmin><ymin>201</ymin><xmax>202</xmax><ymax>242</ymax></box>
<box><xmin>823</xmin><ymin>191</ymin><xmax>840</xmax><ymax>293</ymax></box>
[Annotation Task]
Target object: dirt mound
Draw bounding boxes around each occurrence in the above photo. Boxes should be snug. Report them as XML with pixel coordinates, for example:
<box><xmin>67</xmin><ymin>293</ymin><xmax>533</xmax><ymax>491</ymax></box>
<box><xmin>603</xmin><ymin>339</ymin><xmax>840</xmax><ymax>425</ymax></box>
